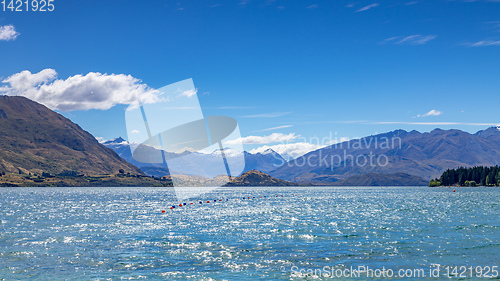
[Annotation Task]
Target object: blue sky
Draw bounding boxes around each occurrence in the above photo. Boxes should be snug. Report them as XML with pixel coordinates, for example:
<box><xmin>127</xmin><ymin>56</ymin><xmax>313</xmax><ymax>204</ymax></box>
<box><xmin>1</xmin><ymin>0</ymin><xmax>499</xmax><ymax>158</ymax></box>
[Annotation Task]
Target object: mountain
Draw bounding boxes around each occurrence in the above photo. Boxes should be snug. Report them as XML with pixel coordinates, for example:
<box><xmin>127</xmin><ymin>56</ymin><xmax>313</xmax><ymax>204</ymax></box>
<box><xmin>269</xmin><ymin>128</ymin><xmax>500</xmax><ymax>183</ymax></box>
<box><xmin>0</xmin><ymin>96</ymin><xmax>142</xmax><ymax>175</ymax></box>
<box><xmin>103</xmin><ymin>139</ymin><xmax>286</xmax><ymax>176</ymax></box>
<box><xmin>102</xmin><ymin>137</ymin><xmax>147</xmax><ymax>168</ymax></box>
<box><xmin>331</xmin><ymin>173</ymin><xmax>428</xmax><ymax>186</ymax></box>
<box><xmin>475</xmin><ymin>126</ymin><xmax>500</xmax><ymax>143</ymax></box>
<box><xmin>224</xmin><ymin>170</ymin><xmax>298</xmax><ymax>186</ymax></box>
<box><xmin>243</xmin><ymin>149</ymin><xmax>286</xmax><ymax>173</ymax></box>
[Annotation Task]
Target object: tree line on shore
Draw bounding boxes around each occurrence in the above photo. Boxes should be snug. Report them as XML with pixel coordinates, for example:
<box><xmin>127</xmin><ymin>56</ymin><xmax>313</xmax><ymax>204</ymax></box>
<box><xmin>429</xmin><ymin>166</ymin><xmax>500</xmax><ymax>187</ymax></box>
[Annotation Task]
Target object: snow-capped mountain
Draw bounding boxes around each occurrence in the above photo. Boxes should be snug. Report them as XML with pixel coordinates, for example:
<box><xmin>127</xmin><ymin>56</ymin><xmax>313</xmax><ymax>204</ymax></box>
<box><xmin>102</xmin><ymin>137</ymin><xmax>287</xmax><ymax>177</ymax></box>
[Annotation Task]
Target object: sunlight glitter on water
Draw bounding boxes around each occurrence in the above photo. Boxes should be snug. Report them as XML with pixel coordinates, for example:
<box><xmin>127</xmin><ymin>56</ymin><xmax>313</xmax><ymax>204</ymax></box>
<box><xmin>0</xmin><ymin>186</ymin><xmax>499</xmax><ymax>280</ymax></box>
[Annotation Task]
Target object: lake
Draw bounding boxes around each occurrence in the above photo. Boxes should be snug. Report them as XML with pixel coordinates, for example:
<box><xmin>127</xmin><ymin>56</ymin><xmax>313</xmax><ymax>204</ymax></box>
<box><xmin>0</xmin><ymin>186</ymin><xmax>498</xmax><ymax>280</ymax></box>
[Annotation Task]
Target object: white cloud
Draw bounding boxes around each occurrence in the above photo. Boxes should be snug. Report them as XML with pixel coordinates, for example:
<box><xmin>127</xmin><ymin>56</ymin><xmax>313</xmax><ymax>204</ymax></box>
<box><xmin>415</xmin><ymin>109</ymin><xmax>442</xmax><ymax>118</ymax></box>
<box><xmin>225</xmin><ymin>133</ymin><xmax>297</xmax><ymax>145</ymax></box>
<box><xmin>0</xmin><ymin>69</ymin><xmax>160</xmax><ymax>111</ymax></box>
<box><xmin>241</xmin><ymin>112</ymin><xmax>291</xmax><ymax>118</ymax></box>
<box><xmin>255</xmin><ymin>125</ymin><xmax>293</xmax><ymax>132</ymax></box>
<box><xmin>0</xmin><ymin>25</ymin><xmax>19</xmax><ymax>41</ymax></box>
<box><xmin>250</xmin><ymin>142</ymin><xmax>325</xmax><ymax>160</ymax></box>
<box><xmin>399</xmin><ymin>35</ymin><xmax>436</xmax><ymax>45</ymax></box>
<box><xmin>3</xmin><ymin>69</ymin><xmax>57</xmax><ymax>91</ymax></box>
<box><xmin>131</xmin><ymin>130</ymin><xmax>140</xmax><ymax>134</ymax></box>
<box><xmin>241</xmin><ymin>132</ymin><xmax>351</xmax><ymax>160</ymax></box>
<box><xmin>321</xmin><ymin>120</ymin><xmax>499</xmax><ymax>126</ymax></box>
<box><xmin>181</xmin><ymin>88</ymin><xmax>198</xmax><ymax>97</ymax></box>
<box><xmin>356</xmin><ymin>3</ymin><xmax>379</xmax><ymax>12</ymax></box>
<box><xmin>163</xmin><ymin>106</ymin><xmax>198</xmax><ymax>110</ymax></box>
<box><xmin>467</xmin><ymin>40</ymin><xmax>500</xmax><ymax>47</ymax></box>
<box><xmin>380</xmin><ymin>121</ymin><xmax>499</xmax><ymax>126</ymax></box>
<box><xmin>421</xmin><ymin>109</ymin><xmax>442</xmax><ymax>117</ymax></box>
<box><xmin>307</xmin><ymin>4</ymin><xmax>318</xmax><ymax>9</ymax></box>
<box><xmin>385</xmin><ymin>35</ymin><xmax>437</xmax><ymax>45</ymax></box>
<box><xmin>216</xmin><ymin>106</ymin><xmax>254</xmax><ymax>109</ymax></box>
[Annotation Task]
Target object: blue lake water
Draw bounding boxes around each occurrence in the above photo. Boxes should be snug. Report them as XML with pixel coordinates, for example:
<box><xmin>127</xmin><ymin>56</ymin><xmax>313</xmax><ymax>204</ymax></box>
<box><xmin>0</xmin><ymin>186</ymin><xmax>499</xmax><ymax>280</ymax></box>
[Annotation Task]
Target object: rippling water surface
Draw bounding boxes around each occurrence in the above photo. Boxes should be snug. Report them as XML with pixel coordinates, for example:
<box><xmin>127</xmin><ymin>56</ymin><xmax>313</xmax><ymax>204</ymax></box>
<box><xmin>0</xmin><ymin>186</ymin><xmax>499</xmax><ymax>280</ymax></box>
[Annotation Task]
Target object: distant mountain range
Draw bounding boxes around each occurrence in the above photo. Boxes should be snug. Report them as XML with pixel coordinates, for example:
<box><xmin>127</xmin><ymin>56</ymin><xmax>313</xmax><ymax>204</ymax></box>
<box><xmin>0</xmin><ymin>96</ymin><xmax>142</xmax><ymax>175</ymax></box>
<box><xmin>270</xmin><ymin>127</ymin><xmax>500</xmax><ymax>183</ymax></box>
<box><xmin>103</xmin><ymin>137</ymin><xmax>286</xmax><ymax>177</ymax></box>
<box><xmin>2</xmin><ymin>95</ymin><xmax>498</xmax><ymax>187</ymax></box>
<box><xmin>105</xmin><ymin>127</ymin><xmax>500</xmax><ymax>185</ymax></box>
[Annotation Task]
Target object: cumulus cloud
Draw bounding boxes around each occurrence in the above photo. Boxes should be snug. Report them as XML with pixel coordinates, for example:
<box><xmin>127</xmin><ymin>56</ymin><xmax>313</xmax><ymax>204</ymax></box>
<box><xmin>384</xmin><ymin>35</ymin><xmax>436</xmax><ymax>45</ymax></box>
<box><xmin>225</xmin><ymin>133</ymin><xmax>297</xmax><ymax>145</ymax></box>
<box><xmin>0</xmin><ymin>25</ymin><xmax>19</xmax><ymax>41</ymax></box>
<box><xmin>0</xmin><ymin>69</ymin><xmax>160</xmax><ymax>111</ymax></box>
<box><xmin>230</xmin><ymin>131</ymin><xmax>351</xmax><ymax>159</ymax></box>
<box><xmin>181</xmin><ymin>88</ymin><xmax>198</xmax><ymax>97</ymax></box>
<box><xmin>415</xmin><ymin>109</ymin><xmax>442</xmax><ymax>118</ymax></box>
<box><xmin>236</xmin><ymin>132</ymin><xmax>352</xmax><ymax>160</ymax></box>
<box><xmin>356</xmin><ymin>3</ymin><xmax>379</xmax><ymax>12</ymax></box>
<box><xmin>250</xmin><ymin>142</ymin><xmax>325</xmax><ymax>160</ymax></box>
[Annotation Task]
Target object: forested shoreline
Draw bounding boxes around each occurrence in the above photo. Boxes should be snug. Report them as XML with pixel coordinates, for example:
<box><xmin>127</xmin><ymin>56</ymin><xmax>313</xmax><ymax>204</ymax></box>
<box><xmin>430</xmin><ymin>166</ymin><xmax>500</xmax><ymax>187</ymax></box>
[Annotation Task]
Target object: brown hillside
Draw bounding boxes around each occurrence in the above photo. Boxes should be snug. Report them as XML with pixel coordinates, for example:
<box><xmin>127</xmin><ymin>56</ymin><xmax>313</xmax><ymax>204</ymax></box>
<box><xmin>0</xmin><ymin>95</ymin><xmax>142</xmax><ymax>175</ymax></box>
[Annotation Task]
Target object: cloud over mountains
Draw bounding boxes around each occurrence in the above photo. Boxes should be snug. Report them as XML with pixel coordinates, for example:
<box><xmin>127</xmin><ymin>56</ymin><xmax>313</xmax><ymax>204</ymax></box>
<box><xmin>0</xmin><ymin>69</ymin><xmax>159</xmax><ymax>111</ymax></box>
